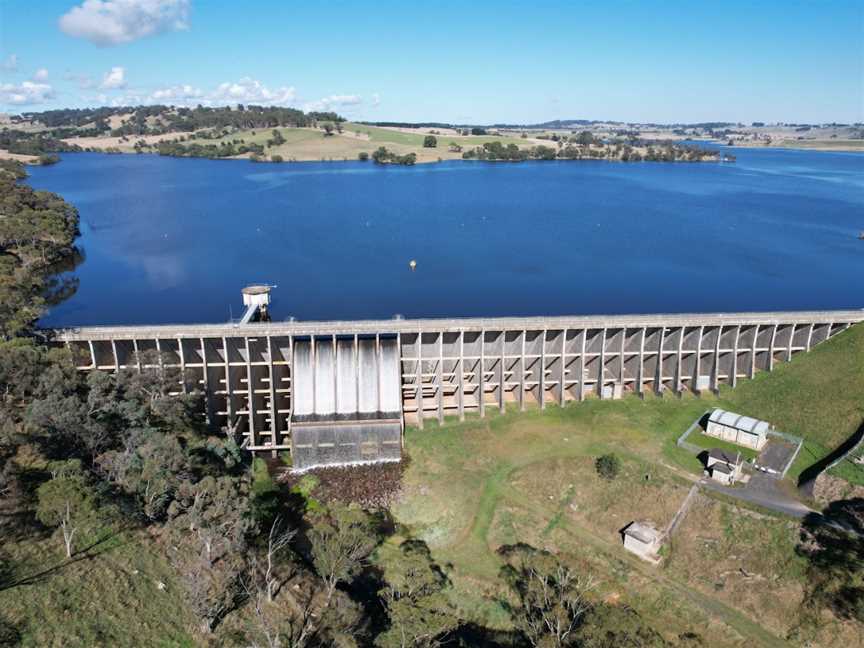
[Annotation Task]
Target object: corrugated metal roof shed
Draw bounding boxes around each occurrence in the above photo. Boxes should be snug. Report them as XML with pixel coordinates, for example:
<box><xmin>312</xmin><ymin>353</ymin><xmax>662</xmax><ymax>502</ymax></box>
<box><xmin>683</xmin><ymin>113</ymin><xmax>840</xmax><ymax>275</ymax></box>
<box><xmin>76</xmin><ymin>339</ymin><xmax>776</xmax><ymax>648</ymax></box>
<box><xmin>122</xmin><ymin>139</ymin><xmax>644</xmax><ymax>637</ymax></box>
<box><xmin>708</xmin><ymin>409</ymin><xmax>771</xmax><ymax>435</ymax></box>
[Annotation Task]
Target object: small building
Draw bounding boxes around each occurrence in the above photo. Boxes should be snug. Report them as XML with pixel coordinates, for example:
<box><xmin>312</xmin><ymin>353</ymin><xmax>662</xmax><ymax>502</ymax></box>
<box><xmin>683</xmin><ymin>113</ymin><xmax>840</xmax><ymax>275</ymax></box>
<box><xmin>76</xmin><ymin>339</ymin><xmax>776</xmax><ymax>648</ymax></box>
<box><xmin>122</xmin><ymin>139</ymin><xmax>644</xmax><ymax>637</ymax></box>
<box><xmin>705</xmin><ymin>409</ymin><xmax>770</xmax><ymax>450</ymax></box>
<box><xmin>706</xmin><ymin>448</ymin><xmax>743</xmax><ymax>485</ymax></box>
<box><xmin>622</xmin><ymin>521</ymin><xmax>662</xmax><ymax>563</ymax></box>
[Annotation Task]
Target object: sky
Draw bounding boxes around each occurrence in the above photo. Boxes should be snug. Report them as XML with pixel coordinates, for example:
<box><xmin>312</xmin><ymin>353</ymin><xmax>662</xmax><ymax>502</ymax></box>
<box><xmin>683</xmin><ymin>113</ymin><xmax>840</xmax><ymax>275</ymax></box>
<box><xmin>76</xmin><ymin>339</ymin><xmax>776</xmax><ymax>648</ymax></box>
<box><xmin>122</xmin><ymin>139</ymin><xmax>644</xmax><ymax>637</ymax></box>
<box><xmin>0</xmin><ymin>0</ymin><xmax>862</xmax><ymax>124</ymax></box>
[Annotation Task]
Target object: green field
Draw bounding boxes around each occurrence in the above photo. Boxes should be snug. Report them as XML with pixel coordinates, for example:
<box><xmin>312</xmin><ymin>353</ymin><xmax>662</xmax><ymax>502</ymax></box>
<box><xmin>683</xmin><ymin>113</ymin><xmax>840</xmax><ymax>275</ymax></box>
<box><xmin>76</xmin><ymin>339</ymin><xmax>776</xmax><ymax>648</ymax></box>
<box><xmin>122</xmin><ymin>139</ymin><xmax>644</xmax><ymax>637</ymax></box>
<box><xmin>0</xmin><ymin>530</ymin><xmax>197</xmax><ymax>647</ymax></box>
<box><xmin>686</xmin><ymin>430</ymin><xmax>759</xmax><ymax>462</ymax></box>
<box><xmin>184</xmin><ymin>126</ymin><xmax>321</xmax><ymax>148</ymax></box>
<box><xmin>178</xmin><ymin>122</ymin><xmax>538</xmax><ymax>163</ymax></box>
<box><xmin>344</xmin><ymin>122</ymin><xmax>532</xmax><ymax>149</ymax></box>
<box><xmin>719</xmin><ymin>322</ymin><xmax>864</xmax><ymax>482</ymax></box>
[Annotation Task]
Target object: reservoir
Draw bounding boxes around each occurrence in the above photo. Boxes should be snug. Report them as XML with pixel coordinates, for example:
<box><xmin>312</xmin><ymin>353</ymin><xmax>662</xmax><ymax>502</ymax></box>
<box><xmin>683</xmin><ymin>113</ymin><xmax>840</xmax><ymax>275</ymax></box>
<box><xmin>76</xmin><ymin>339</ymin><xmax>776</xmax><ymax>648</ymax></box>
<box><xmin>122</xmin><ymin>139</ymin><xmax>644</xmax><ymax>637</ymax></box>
<box><xmin>27</xmin><ymin>147</ymin><xmax>863</xmax><ymax>327</ymax></box>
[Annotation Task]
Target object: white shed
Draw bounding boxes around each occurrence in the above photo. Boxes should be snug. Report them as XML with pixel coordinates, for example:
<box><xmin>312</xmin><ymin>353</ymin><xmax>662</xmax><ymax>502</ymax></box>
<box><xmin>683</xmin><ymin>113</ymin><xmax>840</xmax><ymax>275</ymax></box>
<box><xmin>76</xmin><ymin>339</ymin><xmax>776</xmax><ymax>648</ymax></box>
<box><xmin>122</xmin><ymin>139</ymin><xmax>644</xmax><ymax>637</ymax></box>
<box><xmin>706</xmin><ymin>448</ymin><xmax>744</xmax><ymax>485</ymax></box>
<box><xmin>705</xmin><ymin>409</ymin><xmax>770</xmax><ymax>450</ymax></box>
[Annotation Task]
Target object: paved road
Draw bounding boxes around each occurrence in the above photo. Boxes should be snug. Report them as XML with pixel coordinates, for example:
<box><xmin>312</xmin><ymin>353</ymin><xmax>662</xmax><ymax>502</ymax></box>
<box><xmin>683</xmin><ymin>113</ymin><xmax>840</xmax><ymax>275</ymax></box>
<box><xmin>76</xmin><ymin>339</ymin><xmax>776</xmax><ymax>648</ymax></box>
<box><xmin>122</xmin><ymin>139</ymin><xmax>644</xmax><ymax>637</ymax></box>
<box><xmin>699</xmin><ymin>471</ymin><xmax>815</xmax><ymax>518</ymax></box>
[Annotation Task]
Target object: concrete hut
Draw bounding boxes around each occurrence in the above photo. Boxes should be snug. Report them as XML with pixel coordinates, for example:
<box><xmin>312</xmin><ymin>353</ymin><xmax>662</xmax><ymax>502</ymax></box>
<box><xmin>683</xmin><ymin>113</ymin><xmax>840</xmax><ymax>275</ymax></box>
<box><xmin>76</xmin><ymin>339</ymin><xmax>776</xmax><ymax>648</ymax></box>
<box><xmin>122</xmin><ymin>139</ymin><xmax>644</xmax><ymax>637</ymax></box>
<box><xmin>622</xmin><ymin>521</ymin><xmax>662</xmax><ymax>563</ymax></box>
<box><xmin>706</xmin><ymin>448</ymin><xmax>744</xmax><ymax>485</ymax></box>
<box><xmin>705</xmin><ymin>409</ymin><xmax>769</xmax><ymax>450</ymax></box>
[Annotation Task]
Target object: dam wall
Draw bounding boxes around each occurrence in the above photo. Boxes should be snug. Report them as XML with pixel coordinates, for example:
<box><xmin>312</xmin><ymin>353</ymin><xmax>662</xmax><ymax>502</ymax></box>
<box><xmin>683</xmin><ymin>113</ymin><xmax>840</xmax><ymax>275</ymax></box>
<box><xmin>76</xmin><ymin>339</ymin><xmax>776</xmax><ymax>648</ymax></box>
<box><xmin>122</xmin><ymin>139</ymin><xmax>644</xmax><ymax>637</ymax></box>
<box><xmin>53</xmin><ymin>310</ymin><xmax>863</xmax><ymax>453</ymax></box>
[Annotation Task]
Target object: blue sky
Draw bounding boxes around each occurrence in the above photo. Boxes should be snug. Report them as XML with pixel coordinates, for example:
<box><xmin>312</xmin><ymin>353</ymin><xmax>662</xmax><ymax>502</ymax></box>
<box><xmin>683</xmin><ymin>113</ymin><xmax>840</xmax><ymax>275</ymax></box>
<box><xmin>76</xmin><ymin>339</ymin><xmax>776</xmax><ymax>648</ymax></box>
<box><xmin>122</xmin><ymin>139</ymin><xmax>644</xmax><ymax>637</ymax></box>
<box><xmin>1</xmin><ymin>0</ymin><xmax>862</xmax><ymax>123</ymax></box>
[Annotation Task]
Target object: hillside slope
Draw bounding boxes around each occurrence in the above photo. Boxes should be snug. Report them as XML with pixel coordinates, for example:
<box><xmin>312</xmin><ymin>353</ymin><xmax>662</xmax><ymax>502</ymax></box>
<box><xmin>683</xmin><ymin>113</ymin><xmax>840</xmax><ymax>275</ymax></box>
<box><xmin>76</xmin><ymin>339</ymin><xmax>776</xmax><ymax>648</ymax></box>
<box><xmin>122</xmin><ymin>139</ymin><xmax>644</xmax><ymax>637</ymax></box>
<box><xmin>719</xmin><ymin>322</ymin><xmax>863</xmax><ymax>451</ymax></box>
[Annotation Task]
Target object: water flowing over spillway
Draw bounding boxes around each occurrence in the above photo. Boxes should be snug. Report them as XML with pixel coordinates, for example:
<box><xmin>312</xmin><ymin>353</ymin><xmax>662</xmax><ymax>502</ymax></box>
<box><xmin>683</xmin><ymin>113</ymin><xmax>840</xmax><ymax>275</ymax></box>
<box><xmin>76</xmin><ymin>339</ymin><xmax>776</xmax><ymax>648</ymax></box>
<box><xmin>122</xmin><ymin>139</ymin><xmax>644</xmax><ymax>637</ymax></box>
<box><xmin>290</xmin><ymin>336</ymin><xmax>402</xmax><ymax>471</ymax></box>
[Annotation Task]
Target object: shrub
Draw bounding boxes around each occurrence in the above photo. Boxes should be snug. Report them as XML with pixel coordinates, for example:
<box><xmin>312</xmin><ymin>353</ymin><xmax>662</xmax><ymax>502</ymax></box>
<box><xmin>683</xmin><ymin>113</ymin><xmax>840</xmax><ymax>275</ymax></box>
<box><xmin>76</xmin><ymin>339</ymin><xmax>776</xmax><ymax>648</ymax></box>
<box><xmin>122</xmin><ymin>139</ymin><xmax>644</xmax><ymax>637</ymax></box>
<box><xmin>270</xmin><ymin>154</ymin><xmax>284</xmax><ymax>163</ymax></box>
<box><xmin>595</xmin><ymin>454</ymin><xmax>621</xmax><ymax>480</ymax></box>
<box><xmin>291</xmin><ymin>474</ymin><xmax>322</xmax><ymax>512</ymax></box>
<box><xmin>250</xmin><ymin>457</ymin><xmax>280</xmax><ymax>524</ymax></box>
<box><xmin>423</xmin><ymin>135</ymin><xmax>437</xmax><ymax>148</ymax></box>
<box><xmin>357</xmin><ymin>151</ymin><xmax>369</xmax><ymax>161</ymax></box>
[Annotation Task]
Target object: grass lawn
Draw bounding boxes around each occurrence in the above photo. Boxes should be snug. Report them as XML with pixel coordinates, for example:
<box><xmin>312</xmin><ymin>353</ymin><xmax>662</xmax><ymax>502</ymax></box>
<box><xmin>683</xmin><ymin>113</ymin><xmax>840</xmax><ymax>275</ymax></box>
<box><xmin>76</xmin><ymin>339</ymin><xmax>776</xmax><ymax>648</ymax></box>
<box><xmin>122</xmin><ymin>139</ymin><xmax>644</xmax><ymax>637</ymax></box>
<box><xmin>718</xmin><ymin>323</ymin><xmax>863</xmax><ymax>451</ymax></box>
<box><xmin>717</xmin><ymin>323</ymin><xmax>864</xmax><ymax>484</ymax></box>
<box><xmin>0</xmin><ymin>530</ymin><xmax>197</xmax><ymax>647</ymax></box>
<box><xmin>686</xmin><ymin>430</ymin><xmax>759</xmax><ymax>462</ymax></box>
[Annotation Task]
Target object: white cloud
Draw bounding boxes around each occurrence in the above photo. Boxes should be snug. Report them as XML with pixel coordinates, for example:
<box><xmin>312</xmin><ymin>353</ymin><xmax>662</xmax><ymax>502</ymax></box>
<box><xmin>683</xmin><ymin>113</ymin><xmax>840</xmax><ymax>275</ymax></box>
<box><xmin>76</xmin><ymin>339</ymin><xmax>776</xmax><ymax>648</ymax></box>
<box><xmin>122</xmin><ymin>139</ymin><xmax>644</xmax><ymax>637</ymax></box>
<box><xmin>303</xmin><ymin>94</ymin><xmax>363</xmax><ymax>112</ymax></box>
<box><xmin>0</xmin><ymin>81</ymin><xmax>55</xmax><ymax>105</ymax></box>
<box><xmin>100</xmin><ymin>66</ymin><xmax>127</xmax><ymax>89</ymax></box>
<box><xmin>74</xmin><ymin>77</ymin><xmax>365</xmax><ymax>113</ymax></box>
<box><xmin>33</xmin><ymin>68</ymin><xmax>49</xmax><ymax>81</ymax></box>
<box><xmin>59</xmin><ymin>0</ymin><xmax>190</xmax><ymax>47</ymax></box>
<box><xmin>371</xmin><ymin>93</ymin><xmax>380</xmax><ymax>108</ymax></box>
<box><xmin>1</xmin><ymin>54</ymin><xmax>18</xmax><ymax>72</ymax></box>
<box><xmin>210</xmin><ymin>78</ymin><xmax>297</xmax><ymax>106</ymax></box>
<box><xmin>149</xmin><ymin>83</ymin><xmax>203</xmax><ymax>103</ymax></box>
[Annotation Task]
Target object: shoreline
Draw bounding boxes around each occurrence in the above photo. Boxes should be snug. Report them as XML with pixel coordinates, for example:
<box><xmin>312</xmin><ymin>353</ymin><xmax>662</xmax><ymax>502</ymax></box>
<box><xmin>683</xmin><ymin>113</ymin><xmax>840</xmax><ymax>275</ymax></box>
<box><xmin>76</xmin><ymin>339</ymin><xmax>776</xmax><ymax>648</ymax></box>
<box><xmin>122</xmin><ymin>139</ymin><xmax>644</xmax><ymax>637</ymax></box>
<box><xmin>19</xmin><ymin>148</ymin><xmax>727</xmax><ymax>166</ymax></box>
<box><xmin>720</xmin><ymin>140</ymin><xmax>864</xmax><ymax>153</ymax></box>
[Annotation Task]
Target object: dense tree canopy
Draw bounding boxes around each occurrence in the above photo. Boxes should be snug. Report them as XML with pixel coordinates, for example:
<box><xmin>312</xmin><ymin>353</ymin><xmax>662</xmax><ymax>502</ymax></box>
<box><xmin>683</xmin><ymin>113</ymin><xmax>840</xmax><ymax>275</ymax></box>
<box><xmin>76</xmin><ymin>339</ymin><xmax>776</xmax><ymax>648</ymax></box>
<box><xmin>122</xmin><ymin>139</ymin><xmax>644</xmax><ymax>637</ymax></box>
<box><xmin>19</xmin><ymin>105</ymin><xmax>345</xmax><ymax>137</ymax></box>
<box><xmin>0</xmin><ymin>160</ymin><xmax>80</xmax><ymax>338</ymax></box>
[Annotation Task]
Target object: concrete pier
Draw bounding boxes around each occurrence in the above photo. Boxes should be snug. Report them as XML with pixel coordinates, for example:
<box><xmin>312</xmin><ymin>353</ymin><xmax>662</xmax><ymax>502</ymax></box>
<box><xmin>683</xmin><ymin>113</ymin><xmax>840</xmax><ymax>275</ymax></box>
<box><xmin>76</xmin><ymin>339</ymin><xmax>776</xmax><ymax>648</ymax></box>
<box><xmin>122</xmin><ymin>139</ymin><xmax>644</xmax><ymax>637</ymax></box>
<box><xmin>53</xmin><ymin>310</ymin><xmax>862</xmax><ymax>453</ymax></box>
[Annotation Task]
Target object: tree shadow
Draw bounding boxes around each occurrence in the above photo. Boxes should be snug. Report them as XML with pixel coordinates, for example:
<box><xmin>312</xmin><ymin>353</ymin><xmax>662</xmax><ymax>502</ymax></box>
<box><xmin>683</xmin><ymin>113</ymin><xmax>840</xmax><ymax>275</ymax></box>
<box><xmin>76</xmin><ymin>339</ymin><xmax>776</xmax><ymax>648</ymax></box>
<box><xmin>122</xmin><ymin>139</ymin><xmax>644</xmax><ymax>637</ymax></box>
<box><xmin>797</xmin><ymin>497</ymin><xmax>864</xmax><ymax>623</ymax></box>
<box><xmin>0</xmin><ymin>529</ymin><xmax>129</xmax><ymax>592</ymax></box>
<box><xmin>798</xmin><ymin>420</ymin><xmax>864</xmax><ymax>491</ymax></box>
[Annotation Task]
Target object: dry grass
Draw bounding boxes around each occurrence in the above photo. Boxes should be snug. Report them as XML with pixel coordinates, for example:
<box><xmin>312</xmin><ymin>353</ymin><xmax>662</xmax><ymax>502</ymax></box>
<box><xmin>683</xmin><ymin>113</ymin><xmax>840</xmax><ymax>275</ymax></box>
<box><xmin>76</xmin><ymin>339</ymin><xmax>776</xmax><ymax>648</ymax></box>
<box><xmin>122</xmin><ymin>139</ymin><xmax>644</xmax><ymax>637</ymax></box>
<box><xmin>392</xmin><ymin>403</ymin><xmax>794</xmax><ymax>645</ymax></box>
<box><xmin>62</xmin><ymin>131</ymin><xmax>195</xmax><ymax>151</ymax></box>
<box><xmin>0</xmin><ymin>149</ymin><xmax>39</xmax><ymax>163</ymax></box>
<box><xmin>665</xmin><ymin>494</ymin><xmax>863</xmax><ymax>646</ymax></box>
<box><xmin>665</xmin><ymin>495</ymin><xmax>805</xmax><ymax>631</ymax></box>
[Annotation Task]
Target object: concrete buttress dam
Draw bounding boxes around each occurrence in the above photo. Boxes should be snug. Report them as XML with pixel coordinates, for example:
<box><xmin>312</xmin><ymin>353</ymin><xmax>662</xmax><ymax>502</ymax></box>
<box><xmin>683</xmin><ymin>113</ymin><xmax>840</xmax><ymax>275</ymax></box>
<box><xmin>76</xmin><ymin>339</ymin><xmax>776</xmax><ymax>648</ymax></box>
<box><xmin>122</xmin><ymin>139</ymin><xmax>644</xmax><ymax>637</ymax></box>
<box><xmin>53</xmin><ymin>310</ymin><xmax>863</xmax><ymax>459</ymax></box>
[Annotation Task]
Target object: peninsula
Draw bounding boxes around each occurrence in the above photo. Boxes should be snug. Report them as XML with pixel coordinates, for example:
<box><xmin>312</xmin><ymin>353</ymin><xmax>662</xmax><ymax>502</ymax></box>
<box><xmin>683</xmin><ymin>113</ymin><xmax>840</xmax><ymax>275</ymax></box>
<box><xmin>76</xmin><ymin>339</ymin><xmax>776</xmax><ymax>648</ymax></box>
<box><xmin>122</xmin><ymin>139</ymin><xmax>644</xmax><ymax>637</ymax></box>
<box><xmin>0</xmin><ymin>105</ymin><xmax>767</xmax><ymax>166</ymax></box>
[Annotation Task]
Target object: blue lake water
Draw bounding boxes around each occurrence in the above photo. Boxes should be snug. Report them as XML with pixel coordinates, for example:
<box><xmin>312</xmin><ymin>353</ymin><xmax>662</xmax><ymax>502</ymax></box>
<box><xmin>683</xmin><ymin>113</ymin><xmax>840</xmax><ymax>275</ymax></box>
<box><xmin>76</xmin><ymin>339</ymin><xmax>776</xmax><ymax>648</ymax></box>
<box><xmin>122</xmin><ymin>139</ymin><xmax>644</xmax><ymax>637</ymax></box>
<box><xmin>27</xmin><ymin>147</ymin><xmax>863</xmax><ymax>327</ymax></box>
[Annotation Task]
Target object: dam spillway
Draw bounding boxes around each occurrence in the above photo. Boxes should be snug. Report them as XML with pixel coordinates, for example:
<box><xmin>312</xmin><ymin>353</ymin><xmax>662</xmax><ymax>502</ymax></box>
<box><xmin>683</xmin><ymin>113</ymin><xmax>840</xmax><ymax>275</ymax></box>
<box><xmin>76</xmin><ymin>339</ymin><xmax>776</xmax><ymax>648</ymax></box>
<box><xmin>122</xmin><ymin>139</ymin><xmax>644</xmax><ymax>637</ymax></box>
<box><xmin>53</xmin><ymin>310</ymin><xmax>863</xmax><ymax>456</ymax></box>
<box><xmin>290</xmin><ymin>336</ymin><xmax>402</xmax><ymax>471</ymax></box>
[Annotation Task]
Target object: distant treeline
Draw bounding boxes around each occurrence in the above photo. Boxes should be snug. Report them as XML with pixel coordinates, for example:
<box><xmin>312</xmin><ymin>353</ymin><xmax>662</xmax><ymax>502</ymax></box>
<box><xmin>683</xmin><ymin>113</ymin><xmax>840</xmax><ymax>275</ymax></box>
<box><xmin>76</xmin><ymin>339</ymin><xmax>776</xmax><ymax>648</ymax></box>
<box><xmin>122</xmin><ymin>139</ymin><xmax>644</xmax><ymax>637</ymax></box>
<box><xmin>153</xmin><ymin>139</ymin><xmax>266</xmax><ymax>159</ymax></box>
<box><xmin>0</xmin><ymin>130</ymin><xmax>81</xmax><ymax>158</ymax></box>
<box><xmin>17</xmin><ymin>105</ymin><xmax>345</xmax><ymax>138</ymax></box>
<box><xmin>462</xmin><ymin>140</ymin><xmax>723</xmax><ymax>163</ymax></box>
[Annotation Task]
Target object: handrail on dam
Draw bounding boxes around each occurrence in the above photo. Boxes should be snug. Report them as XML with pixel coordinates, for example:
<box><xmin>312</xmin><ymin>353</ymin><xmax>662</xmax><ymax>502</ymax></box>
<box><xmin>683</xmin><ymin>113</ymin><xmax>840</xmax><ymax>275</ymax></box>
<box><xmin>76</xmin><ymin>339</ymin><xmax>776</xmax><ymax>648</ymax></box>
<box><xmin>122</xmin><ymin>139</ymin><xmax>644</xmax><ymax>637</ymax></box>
<box><xmin>49</xmin><ymin>309</ymin><xmax>864</xmax><ymax>341</ymax></box>
<box><xmin>48</xmin><ymin>309</ymin><xmax>863</xmax><ymax>454</ymax></box>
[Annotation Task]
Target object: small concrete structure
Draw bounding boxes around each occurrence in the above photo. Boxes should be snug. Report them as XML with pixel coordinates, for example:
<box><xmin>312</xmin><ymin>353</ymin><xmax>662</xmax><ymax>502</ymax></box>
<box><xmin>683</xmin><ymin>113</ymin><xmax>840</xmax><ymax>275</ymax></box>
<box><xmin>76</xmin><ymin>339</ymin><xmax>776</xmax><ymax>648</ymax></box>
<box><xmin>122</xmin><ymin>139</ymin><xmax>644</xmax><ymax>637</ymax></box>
<box><xmin>706</xmin><ymin>448</ymin><xmax>743</xmax><ymax>485</ymax></box>
<box><xmin>705</xmin><ymin>408</ymin><xmax>769</xmax><ymax>450</ymax></box>
<box><xmin>622</xmin><ymin>521</ymin><xmax>662</xmax><ymax>563</ymax></box>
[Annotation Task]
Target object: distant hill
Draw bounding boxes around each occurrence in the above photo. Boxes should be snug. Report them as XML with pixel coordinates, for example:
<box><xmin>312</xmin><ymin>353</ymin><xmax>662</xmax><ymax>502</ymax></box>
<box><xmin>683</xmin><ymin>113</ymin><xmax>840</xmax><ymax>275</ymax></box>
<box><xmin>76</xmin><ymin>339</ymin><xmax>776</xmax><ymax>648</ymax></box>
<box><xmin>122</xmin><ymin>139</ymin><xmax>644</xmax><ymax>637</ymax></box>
<box><xmin>14</xmin><ymin>105</ymin><xmax>346</xmax><ymax>136</ymax></box>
